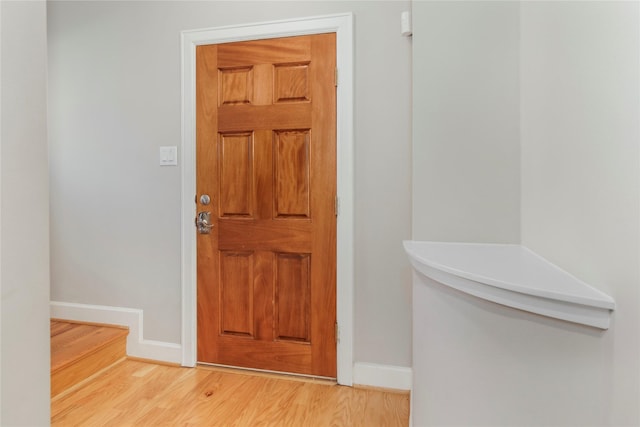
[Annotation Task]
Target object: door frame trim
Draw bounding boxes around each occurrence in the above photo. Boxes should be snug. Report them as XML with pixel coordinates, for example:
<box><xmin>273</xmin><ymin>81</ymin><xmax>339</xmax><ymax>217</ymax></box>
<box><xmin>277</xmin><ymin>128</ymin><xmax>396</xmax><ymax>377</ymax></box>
<box><xmin>180</xmin><ymin>13</ymin><xmax>354</xmax><ymax>385</ymax></box>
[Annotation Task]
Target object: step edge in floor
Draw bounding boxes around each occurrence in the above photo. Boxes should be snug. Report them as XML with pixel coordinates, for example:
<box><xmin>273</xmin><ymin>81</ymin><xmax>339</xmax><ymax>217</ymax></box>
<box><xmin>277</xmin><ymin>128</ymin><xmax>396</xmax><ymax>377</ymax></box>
<box><xmin>51</xmin><ymin>323</ymin><xmax>129</xmax><ymax>374</ymax></box>
<box><xmin>51</xmin><ymin>318</ymin><xmax>129</xmax><ymax>331</ymax></box>
<box><xmin>52</xmin><ymin>333</ymin><xmax>128</xmax><ymax>374</ymax></box>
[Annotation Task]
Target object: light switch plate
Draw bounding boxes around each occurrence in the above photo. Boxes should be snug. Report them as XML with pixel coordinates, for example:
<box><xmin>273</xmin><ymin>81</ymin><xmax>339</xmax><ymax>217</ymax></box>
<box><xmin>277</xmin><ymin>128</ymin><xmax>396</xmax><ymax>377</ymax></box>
<box><xmin>159</xmin><ymin>146</ymin><xmax>178</xmax><ymax>166</ymax></box>
<box><xmin>401</xmin><ymin>11</ymin><xmax>412</xmax><ymax>37</ymax></box>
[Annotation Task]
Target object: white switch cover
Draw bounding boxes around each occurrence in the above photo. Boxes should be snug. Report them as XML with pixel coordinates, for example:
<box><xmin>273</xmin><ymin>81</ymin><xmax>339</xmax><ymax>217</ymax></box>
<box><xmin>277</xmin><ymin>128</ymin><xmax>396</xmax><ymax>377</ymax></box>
<box><xmin>159</xmin><ymin>146</ymin><xmax>178</xmax><ymax>166</ymax></box>
<box><xmin>401</xmin><ymin>11</ymin><xmax>412</xmax><ymax>37</ymax></box>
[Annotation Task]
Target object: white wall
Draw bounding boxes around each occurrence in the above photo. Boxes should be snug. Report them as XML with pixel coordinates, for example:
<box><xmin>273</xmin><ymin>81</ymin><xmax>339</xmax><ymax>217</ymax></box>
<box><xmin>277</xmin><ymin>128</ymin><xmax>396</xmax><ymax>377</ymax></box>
<box><xmin>47</xmin><ymin>1</ymin><xmax>412</xmax><ymax>369</ymax></box>
<box><xmin>0</xmin><ymin>1</ymin><xmax>51</xmax><ymax>425</ymax></box>
<box><xmin>521</xmin><ymin>2</ymin><xmax>640</xmax><ymax>425</ymax></box>
<box><xmin>412</xmin><ymin>1</ymin><xmax>640</xmax><ymax>426</ymax></box>
<box><xmin>412</xmin><ymin>1</ymin><xmax>521</xmax><ymax>244</ymax></box>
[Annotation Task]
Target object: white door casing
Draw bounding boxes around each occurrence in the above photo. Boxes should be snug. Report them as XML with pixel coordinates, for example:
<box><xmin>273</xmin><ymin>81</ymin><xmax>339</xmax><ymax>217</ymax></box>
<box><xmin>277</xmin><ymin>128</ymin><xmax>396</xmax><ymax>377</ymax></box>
<box><xmin>180</xmin><ymin>13</ymin><xmax>354</xmax><ymax>385</ymax></box>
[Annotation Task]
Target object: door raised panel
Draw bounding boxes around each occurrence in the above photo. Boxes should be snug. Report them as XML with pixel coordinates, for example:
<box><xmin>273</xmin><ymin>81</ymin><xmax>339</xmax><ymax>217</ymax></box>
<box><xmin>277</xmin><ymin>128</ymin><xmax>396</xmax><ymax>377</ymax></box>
<box><xmin>274</xmin><ymin>130</ymin><xmax>310</xmax><ymax>218</ymax></box>
<box><xmin>275</xmin><ymin>253</ymin><xmax>311</xmax><ymax>343</ymax></box>
<box><xmin>219</xmin><ymin>67</ymin><xmax>254</xmax><ymax>106</ymax></box>
<box><xmin>219</xmin><ymin>132</ymin><xmax>253</xmax><ymax>217</ymax></box>
<box><xmin>274</xmin><ymin>63</ymin><xmax>310</xmax><ymax>103</ymax></box>
<box><xmin>220</xmin><ymin>251</ymin><xmax>254</xmax><ymax>337</ymax></box>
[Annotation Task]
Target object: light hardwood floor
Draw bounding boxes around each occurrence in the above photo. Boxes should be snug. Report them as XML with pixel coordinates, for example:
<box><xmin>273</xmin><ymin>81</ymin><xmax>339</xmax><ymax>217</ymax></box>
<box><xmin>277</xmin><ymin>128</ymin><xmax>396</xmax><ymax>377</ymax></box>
<box><xmin>52</xmin><ymin>360</ymin><xmax>410</xmax><ymax>426</ymax></box>
<box><xmin>51</xmin><ymin>320</ymin><xmax>128</xmax><ymax>397</ymax></box>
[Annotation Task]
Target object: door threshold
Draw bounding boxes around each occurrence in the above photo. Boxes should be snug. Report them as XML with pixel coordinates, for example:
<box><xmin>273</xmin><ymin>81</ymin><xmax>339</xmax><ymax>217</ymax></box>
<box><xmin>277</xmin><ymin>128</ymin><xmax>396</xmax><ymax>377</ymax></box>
<box><xmin>197</xmin><ymin>362</ymin><xmax>337</xmax><ymax>385</ymax></box>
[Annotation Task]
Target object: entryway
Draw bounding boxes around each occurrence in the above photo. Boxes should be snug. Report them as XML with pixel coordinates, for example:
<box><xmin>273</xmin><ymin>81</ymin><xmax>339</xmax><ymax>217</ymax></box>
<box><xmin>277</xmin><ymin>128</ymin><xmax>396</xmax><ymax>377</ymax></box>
<box><xmin>180</xmin><ymin>13</ymin><xmax>354</xmax><ymax>385</ymax></box>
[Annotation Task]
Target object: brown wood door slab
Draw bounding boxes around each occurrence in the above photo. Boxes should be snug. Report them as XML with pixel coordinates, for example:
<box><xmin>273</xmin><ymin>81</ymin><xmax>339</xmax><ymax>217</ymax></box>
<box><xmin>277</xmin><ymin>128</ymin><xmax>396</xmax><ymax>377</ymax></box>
<box><xmin>196</xmin><ymin>34</ymin><xmax>337</xmax><ymax>378</ymax></box>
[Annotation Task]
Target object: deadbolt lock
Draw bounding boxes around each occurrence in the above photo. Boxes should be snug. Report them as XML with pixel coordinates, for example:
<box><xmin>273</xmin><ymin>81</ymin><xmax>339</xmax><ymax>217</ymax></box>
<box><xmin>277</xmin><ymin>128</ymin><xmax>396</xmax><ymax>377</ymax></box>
<box><xmin>196</xmin><ymin>211</ymin><xmax>213</xmax><ymax>234</ymax></box>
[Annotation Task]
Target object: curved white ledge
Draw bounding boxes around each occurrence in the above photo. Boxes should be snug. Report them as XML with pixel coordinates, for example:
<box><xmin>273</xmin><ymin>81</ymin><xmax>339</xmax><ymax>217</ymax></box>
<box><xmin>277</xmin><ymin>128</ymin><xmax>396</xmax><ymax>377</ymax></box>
<box><xmin>404</xmin><ymin>241</ymin><xmax>615</xmax><ymax>329</ymax></box>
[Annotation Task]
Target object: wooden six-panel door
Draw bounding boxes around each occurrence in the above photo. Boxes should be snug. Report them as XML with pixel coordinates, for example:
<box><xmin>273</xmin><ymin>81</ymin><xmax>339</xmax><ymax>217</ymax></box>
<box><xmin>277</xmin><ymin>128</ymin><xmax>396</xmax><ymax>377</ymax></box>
<box><xmin>196</xmin><ymin>34</ymin><xmax>337</xmax><ymax>377</ymax></box>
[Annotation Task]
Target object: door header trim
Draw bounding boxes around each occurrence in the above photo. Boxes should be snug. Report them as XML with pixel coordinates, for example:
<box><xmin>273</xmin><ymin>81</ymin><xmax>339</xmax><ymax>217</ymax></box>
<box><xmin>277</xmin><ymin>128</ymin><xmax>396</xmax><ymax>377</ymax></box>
<box><xmin>180</xmin><ymin>13</ymin><xmax>355</xmax><ymax>386</ymax></box>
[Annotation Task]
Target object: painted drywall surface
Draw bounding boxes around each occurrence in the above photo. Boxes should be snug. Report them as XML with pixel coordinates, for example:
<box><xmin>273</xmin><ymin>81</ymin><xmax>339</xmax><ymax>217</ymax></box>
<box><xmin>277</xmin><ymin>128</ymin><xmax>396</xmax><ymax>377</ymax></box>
<box><xmin>414</xmin><ymin>274</ymin><xmax>622</xmax><ymax>426</ymax></box>
<box><xmin>411</xmin><ymin>2</ymin><xmax>524</xmax><ymax>424</ymax></box>
<box><xmin>521</xmin><ymin>2</ymin><xmax>640</xmax><ymax>425</ymax></box>
<box><xmin>412</xmin><ymin>1</ymin><xmax>521</xmax><ymax>244</ymax></box>
<box><xmin>412</xmin><ymin>1</ymin><xmax>640</xmax><ymax>426</ymax></box>
<box><xmin>0</xmin><ymin>1</ymin><xmax>51</xmax><ymax>425</ymax></box>
<box><xmin>47</xmin><ymin>1</ymin><xmax>412</xmax><ymax>367</ymax></box>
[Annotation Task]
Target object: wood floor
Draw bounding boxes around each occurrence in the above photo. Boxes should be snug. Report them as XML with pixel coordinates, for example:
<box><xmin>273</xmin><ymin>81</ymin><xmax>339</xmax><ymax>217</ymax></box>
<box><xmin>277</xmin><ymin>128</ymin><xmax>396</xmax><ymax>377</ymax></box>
<box><xmin>52</xmin><ymin>360</ymin><xmax>410</xmax><ymax>426</ymax></box>
<box><xmin>51</xmin><ymin>320</ymin><xmax>128</xmax><ymax>398</ymax></box>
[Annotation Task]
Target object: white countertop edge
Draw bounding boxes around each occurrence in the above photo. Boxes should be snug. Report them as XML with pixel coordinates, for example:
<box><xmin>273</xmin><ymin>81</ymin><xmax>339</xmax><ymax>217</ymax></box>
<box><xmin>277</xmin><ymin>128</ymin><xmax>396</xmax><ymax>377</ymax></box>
<box><xmin>404</xmin><ymin>241</ymin><xmax>615</xmax><ymax>330</ymax></box>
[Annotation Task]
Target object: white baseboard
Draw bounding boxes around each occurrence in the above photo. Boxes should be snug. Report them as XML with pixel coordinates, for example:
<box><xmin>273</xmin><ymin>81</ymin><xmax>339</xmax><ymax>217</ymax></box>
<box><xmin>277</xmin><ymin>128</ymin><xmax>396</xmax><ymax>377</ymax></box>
<box><xmin>50</xmin><ymin>301</ymin><xmax>409</xmax><ymax>387</ymax></box>
<box><xmin>50</xmin><ymin>301</ymin><xmax>182</xmax><ymax>364</ymax></box>
<box><xmin>353</xmin><ymin>362</ymin><xmax>412</xmax><ymax>391</ymax></box>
